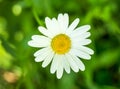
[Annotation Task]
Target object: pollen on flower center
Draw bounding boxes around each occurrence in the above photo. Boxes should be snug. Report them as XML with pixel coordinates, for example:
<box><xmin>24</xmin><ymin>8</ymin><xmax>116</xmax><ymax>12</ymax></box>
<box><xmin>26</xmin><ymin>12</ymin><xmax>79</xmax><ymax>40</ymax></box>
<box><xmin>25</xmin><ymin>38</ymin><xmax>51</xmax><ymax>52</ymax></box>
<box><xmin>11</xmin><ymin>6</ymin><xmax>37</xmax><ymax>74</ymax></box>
<box><xmin>51</xmin><ymin>34</ymin><xmax>71</xmax><ymax>54</ymax></box>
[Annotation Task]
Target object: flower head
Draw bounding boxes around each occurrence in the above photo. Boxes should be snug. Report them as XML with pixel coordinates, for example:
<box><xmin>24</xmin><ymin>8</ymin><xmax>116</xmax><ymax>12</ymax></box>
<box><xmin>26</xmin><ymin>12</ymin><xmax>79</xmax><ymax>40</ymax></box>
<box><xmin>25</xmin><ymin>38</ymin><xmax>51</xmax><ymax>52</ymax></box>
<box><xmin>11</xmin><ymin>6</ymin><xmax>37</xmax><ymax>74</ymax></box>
<box><xmin>28</xmin><ymin>13</ymin><xmax>94</xmax><ymax>79</ymax></box>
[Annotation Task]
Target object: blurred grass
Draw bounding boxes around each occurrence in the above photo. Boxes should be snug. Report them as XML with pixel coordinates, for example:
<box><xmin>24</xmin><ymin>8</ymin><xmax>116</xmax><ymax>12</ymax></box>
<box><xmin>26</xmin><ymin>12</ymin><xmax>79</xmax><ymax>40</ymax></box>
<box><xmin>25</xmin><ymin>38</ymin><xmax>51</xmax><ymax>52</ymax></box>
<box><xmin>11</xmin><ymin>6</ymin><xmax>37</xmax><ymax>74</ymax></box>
<box><xmin>0</xmin><ymin>0</ymin><xmax>120</xmax><ymax>89</ymax></box>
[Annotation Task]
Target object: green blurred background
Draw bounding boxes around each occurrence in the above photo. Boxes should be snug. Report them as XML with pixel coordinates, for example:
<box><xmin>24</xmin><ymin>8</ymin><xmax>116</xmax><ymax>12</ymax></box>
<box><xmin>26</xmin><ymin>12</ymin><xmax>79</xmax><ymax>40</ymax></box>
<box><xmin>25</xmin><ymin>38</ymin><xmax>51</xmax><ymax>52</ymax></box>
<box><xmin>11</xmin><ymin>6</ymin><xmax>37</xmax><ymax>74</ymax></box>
<box><xmin>0</xmin><ymin>0</ymin><xmax>120</xmax><ymax>89</ymax></box>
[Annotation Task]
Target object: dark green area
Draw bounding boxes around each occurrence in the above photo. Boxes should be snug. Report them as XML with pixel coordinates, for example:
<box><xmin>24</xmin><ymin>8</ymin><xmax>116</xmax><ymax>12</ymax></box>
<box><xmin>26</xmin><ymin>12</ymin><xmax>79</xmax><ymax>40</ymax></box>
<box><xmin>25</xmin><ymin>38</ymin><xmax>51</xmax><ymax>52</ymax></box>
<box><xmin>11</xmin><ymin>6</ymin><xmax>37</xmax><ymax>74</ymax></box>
<box><xmin>0</xmin><ymin>0</ymin><xmax>120</xmax><ymax>89</ymax></box>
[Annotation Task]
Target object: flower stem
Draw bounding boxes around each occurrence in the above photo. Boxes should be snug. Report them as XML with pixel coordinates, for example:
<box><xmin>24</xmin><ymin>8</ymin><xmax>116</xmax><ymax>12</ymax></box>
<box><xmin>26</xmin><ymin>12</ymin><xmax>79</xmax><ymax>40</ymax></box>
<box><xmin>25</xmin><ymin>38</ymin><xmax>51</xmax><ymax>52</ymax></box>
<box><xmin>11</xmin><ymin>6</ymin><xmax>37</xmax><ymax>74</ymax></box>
<box><xmin>32</xmin><ymin>9</ymin><xmax>44</xmax><ymax>26</ymax></box>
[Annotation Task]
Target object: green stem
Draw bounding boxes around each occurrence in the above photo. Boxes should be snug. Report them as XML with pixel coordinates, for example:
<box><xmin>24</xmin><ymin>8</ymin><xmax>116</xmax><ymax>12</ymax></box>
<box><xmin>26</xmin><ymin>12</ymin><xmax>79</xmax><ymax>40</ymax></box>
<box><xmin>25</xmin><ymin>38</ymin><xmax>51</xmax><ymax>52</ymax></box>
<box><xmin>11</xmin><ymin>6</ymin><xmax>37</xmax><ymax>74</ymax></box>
<box><xmin>32</xmin><ymin>9</ymin><xmax>44</xmax><ymax>26</ymax></box>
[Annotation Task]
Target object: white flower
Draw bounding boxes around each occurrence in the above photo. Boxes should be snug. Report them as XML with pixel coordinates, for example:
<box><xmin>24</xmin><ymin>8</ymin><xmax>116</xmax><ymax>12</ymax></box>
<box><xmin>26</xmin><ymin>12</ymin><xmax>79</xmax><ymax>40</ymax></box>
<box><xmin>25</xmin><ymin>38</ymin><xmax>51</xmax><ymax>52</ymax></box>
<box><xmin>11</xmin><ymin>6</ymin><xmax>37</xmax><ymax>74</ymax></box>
<box><xmin>28</xmin><ymin>13</ymin><xmax>94</xmax><ymax>79</ymax></box>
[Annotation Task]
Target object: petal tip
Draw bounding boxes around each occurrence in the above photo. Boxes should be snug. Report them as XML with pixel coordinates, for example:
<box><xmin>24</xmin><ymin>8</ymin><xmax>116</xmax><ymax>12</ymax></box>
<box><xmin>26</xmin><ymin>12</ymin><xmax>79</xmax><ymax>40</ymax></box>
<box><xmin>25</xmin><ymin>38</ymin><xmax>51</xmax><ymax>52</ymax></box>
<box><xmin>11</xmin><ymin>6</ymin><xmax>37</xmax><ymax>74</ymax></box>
<box><xmin>87</xmin><ymin>25</ymin><xmax>91</xmax><ymax>30</ymax></box>
<box><xmin>34</xmin><ymin>57</ymin><xmax>40</xmax><ymax>62</ymax></box>
<box><xmin>56</xmin><ymin>73</ymin><xmax>63</xmax><ymax>79</ymax></box>
<box><xmin>50</xmin><ymin>69</ymin><xmax>55</xmax><ymax>74</ymax></box>
<box><xmin>81</xmin><ymin>67</ymin><xmax>85</xmax><ymax>71</ymax></box>
<box><xmin>27</xmin><ymin>41</ymin><xmax>32</xmax><ymax>46</ymax></box>
<box><xmin>76</xmin><ymin>18</ymin><xmax>80</xmax><ymax>22</ymax></box>
<box><xmin>42</xmin><ymin>64</ymin><xmax>46</xmax><ymax>68</ymax></box>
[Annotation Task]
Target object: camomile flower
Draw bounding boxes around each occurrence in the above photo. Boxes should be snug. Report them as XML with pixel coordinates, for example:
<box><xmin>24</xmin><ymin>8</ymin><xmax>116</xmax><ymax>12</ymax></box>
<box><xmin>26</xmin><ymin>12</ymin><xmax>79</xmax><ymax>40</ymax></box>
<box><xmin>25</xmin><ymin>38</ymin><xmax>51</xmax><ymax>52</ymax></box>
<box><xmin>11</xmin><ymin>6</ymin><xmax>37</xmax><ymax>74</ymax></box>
<box><xmin>28</xmin><ymin>13</ymin><xmax>94</xmax><ymax>79</ymax></box>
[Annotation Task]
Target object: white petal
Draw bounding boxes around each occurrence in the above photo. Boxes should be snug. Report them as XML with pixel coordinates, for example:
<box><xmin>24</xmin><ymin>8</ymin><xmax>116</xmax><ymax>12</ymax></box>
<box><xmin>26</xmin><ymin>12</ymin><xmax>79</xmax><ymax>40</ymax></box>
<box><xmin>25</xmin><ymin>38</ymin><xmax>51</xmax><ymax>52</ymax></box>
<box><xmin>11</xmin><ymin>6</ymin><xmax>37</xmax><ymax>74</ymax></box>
<box><xmin>69</xmin><ymin>25</ymin><xmax>91</xmax><ymax>35</ymax></box>
<box><xmin>70</xmin><ymin>32</ymin><xmax>91</xmax><ymax>39</ymax></box>
<box><xmin>34</xmin><ymin>55</ymin><xmax>45</xmax><ymax>62</ymax></box>
<box><xmin>45</xmin><ymin>17</ymin><xmax>60</xmax><ymax>34</ymax></box>
<box><xmin>58</xmin><ymin>14</ymin><xmax>64</xmax><ymax>30</ymax></box>
<box><xmin>62</xmin><ymin>55</ymin><xmax>70</xmax><ymax>74</ymax></box>
<box><xmin>42</xmin><ymin>51</ymin><xmax>54</xmax><ymax>68</ymax></box>
<box><xmin>70</xmin><ymin>48</ymin><xmax>91</xmax><ymax>60</ymax></box>
<box><xmin>71</xmin><ymin>55</ymin><xmax>85</xmax><ymax>71</ymax></box>
<box><xmin>28</xmin><ymin>40</ymin><xmax>37</xmax><ymax>47</ymax></box>
<box><xmin>28</xmin><ymin>39</ymin><xmax>49</xmax><ymax>48</ymax></box>
<box><xmin>57</xmin><ymin>13</ymin><xmax>69</xmax><ymax>32</ymax></box>
<box><xmin>80</xmin><ymin>39</ymin><xmax>92</xmax><ymax>45</ymax></box>
<box><xmin>56</xmin><ymin>66</ymin><xmax>63</xmax><ymax>79</ymax></box>
<box><xmin>72</xmin><ymin>39</ymin><xmax>92</xmax><ymax>46</ymax></box>
<box><xmin>73</xmin><ymin>45</ymin><xmax>94</xmax><ymax>55</ymax></box>
<box><xmin>38</xmin><ymin>26</ymin><xmax>53</xmax><ymax>38</ymax></box>
<box><xmin>50</xmin><ymin>54</ymin><xmax>60</xmax><ymax>74</ymax></box>
<box><xmin>63</xmin><ymin>13</ymin><xmax>69</xmax><ymax>30</ymax></box>
<box><xmin>34</xmin><ymin>49</ymin><xmax>52</xmax><ymax>62</ymax></box>
<box><xmin>56</xmin><ymin>58</ymin><xmax>63</xmax><ymax>79</ymax></box>
<box><xmin>65</xmin><ymin>53</ymin><xmax>79</xmax><ymax>72</ymax></box>
<box><xmin>66</xmin><ymin>18</ymin><xmax>80</xmax><ymax>34</ymax></box>
<box><xmin>34</xmin><ymin>47</ymin><xmax>50</xmax><ymax>57</ymax></box>
<box><xmin>51</xmin><ymin>18</ymin><xmax>61</xmax><ymax>34</ymax></box>
<box><xmin>45</xmin><ymin>17</ymin><xmax>53</xmax><ymax>30</ymax></box>
<box><xmin>31</xmin><ymin>35</ymin><xmax>50</xmax><ymax>41</ymax></box>
<box><xmin>28</xmin><ymin>35</ymin><xmax>50</xmax><ymax>47</ymax></box>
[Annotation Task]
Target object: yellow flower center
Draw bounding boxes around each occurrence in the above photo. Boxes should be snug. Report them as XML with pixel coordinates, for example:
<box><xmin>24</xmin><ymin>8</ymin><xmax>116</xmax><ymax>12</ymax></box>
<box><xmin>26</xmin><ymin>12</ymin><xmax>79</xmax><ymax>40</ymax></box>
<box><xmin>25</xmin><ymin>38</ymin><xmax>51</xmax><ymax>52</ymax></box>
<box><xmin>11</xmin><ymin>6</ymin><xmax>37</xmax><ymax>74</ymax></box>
<box><xmin>51</xmin><ymin>34</ymin><xmax>71</xmax><ymax>54</ymax></box>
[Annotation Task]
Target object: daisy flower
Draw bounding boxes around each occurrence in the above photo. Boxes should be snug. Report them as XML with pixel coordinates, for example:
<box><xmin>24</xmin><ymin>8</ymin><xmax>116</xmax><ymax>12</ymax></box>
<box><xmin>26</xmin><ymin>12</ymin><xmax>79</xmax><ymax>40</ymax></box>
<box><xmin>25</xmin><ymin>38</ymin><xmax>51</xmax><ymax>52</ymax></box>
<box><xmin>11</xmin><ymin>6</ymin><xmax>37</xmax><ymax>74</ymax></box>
<box><xmin>28</xmin><ymin>13</ymin><xmax>94</xmax><ymax>79</ymax></box>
